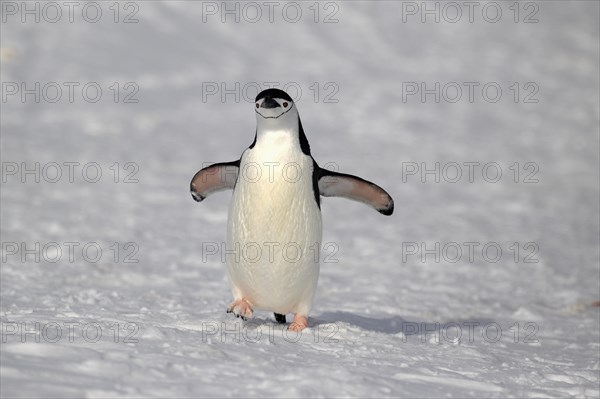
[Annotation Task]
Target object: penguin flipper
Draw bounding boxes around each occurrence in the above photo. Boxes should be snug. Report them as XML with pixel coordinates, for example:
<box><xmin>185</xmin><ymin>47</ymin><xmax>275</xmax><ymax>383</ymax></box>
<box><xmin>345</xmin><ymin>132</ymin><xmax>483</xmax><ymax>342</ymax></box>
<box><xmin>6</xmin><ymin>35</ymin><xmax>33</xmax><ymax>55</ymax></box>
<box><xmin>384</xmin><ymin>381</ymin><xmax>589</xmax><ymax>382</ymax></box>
<box><xmin>190</xmin><ymin>160</ymin><xmax>240</xmax><ymax>202</ymax></box>
<box><xmin>317</xmin><ymin>169</ymin><xmax>394</xmax><ymax>215</ymax></box>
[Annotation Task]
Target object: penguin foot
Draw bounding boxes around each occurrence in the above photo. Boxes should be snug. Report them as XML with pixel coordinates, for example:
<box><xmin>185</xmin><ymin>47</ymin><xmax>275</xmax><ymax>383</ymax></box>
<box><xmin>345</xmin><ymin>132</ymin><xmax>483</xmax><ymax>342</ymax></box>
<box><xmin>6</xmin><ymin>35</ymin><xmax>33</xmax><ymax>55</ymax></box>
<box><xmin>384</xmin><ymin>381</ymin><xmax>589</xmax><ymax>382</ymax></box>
<box><xmin>288</xmin><ymin>314</ymin><xmax>308</xmax><ymax>331</ymax></box>
<box><xmin>226</xmin><ymin>298</ymin><xmax>253</xmax><ymax>320</ymax></box>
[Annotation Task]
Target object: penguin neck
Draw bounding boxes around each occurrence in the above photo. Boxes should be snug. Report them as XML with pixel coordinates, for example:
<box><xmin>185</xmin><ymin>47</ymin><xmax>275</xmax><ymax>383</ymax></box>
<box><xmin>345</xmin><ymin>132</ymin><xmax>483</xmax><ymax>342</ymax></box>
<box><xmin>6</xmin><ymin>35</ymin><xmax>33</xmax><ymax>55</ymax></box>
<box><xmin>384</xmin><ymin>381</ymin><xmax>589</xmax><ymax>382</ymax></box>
<box><xmin>254</xmin><ymin>129</ymin><xmax>299</xmax><ymax>157</ymax></box>
<box><xmin>252</xmin><ymin>116</ymin><xmax>311</xmax><ymax>156</ymax></box>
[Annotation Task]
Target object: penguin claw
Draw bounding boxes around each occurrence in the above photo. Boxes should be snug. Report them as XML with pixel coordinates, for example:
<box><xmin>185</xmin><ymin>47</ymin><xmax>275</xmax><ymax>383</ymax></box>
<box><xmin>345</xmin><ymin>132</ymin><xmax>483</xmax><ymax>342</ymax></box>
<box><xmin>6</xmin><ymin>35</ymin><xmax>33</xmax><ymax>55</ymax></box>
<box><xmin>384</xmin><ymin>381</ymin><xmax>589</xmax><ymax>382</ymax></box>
<box><xmin>226</xmin><ymin>299</ymin><xmax>253</xmax><ymax>320</ymax></box>
<box><xmin>288</xmin><ymin>315</ymin><xmax>308</xmax><ymax>332</ymax></box>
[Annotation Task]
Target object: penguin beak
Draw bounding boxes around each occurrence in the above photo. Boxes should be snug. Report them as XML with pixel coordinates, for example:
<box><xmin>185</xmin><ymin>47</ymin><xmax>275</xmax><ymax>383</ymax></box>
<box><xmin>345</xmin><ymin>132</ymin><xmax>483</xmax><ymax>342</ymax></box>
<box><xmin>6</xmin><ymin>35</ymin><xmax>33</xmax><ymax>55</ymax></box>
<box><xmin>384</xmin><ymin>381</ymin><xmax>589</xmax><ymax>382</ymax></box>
<box><xmin>260</xmin><ymin>97</ymin><xmax>280</xmax><ymax>109</ymax></box>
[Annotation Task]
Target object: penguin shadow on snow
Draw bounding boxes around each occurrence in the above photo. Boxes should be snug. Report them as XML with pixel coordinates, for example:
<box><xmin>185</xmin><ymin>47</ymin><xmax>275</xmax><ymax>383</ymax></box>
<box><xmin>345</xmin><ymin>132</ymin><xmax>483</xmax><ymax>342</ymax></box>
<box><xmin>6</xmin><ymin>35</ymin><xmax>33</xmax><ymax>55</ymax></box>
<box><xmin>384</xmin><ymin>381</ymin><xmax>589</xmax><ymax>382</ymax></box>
<box><xmin>312</xmin><ymin>311</ymin><xmax>496</xmax><ymax>336</ymax></box>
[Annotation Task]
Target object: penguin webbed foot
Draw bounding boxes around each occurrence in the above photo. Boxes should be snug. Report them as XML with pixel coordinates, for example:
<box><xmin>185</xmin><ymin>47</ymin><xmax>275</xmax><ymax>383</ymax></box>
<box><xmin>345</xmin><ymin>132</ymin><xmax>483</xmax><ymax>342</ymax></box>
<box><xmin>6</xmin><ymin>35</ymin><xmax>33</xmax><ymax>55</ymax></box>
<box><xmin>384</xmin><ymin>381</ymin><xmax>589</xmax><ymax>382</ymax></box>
<box><xmin>226</xmin><ymin>298</ymin><xmax>254</xmax><ymax>320</ymax></box>
<box><xmin>288</xmin><ymin>314</ymin><xmax>309</xmax><ymax>332</ymax></box>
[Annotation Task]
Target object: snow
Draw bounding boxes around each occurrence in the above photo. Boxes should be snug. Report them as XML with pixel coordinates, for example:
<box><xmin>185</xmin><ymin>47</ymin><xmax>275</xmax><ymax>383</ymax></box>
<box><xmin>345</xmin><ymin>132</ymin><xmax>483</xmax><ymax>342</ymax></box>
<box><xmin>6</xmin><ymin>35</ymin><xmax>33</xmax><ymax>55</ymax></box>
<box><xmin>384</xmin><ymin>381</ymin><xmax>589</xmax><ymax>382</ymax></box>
<box><xmin>1</xmin><ymin>1</ymin><xmax>599</xmax><ymax>397</ymax></box>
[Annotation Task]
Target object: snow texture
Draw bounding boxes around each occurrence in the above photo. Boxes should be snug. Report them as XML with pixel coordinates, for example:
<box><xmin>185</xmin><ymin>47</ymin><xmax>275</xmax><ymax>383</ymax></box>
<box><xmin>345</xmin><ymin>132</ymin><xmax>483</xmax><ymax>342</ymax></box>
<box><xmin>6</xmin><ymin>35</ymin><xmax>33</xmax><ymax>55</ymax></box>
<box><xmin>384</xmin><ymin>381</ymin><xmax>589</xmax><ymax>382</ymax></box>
<box><xmin>1</xmin><ymin>1</ymin><xmax>599</xmax><ymax>397</ymax></box>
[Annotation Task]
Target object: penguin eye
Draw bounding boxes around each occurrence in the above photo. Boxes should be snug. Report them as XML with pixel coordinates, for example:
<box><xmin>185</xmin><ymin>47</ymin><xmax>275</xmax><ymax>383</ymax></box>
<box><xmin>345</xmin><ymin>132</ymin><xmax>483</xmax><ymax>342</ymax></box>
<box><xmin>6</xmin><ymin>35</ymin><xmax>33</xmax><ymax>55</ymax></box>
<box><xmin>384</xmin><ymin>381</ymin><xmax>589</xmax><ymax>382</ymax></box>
<box><xmin>283</xmin><ymin>102</ymin><xmax>288</xmax><ymax>107</ymax></box>
<box><xmin>256</xmin><ymin>102</ymin><xmax>259</xmax><ymax>108</ymax></box>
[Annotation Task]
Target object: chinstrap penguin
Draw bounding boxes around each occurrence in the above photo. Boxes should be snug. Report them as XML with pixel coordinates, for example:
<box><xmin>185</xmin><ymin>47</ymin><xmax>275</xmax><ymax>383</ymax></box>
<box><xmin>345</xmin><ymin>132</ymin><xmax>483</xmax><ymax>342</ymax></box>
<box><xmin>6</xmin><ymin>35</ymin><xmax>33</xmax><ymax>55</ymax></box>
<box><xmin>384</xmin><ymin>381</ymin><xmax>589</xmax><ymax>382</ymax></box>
<box><xmin>191</xmin><ymin>88</ymin><xmax>394</xmax><ymax>331</ymax></box>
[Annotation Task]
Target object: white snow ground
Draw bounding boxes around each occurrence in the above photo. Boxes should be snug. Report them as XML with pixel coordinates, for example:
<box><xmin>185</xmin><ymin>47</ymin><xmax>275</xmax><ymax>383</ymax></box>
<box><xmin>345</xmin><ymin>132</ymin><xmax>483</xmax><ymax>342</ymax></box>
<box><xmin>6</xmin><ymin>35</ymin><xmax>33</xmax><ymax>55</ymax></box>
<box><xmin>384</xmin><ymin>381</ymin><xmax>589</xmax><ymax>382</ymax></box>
<box><xmin>1</xmin><ymin>1</ymin><xmax>599</xmax><ymax>397</ymax></box>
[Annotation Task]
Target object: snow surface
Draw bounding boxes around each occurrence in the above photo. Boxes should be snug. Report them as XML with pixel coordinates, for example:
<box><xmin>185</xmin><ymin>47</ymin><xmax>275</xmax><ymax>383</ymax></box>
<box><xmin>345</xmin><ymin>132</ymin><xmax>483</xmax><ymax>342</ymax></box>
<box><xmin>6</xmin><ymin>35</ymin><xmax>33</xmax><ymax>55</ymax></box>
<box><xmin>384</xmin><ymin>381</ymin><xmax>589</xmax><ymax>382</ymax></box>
<box><xmin>1</xmin><ymin>1</ymin><xmax>599</xmax><ymax>397</ymax></box>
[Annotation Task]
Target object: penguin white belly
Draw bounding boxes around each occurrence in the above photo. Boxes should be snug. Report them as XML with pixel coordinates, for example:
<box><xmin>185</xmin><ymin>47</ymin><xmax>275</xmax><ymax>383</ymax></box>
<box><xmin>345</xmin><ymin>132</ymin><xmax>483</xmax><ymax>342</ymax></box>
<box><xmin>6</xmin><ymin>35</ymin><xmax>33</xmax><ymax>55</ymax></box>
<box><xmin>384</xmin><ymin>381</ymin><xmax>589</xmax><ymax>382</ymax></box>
<box><xmin>226</xmin><ymin>131</ymin><xmax>322</xmax><ymax>315</ymax></box>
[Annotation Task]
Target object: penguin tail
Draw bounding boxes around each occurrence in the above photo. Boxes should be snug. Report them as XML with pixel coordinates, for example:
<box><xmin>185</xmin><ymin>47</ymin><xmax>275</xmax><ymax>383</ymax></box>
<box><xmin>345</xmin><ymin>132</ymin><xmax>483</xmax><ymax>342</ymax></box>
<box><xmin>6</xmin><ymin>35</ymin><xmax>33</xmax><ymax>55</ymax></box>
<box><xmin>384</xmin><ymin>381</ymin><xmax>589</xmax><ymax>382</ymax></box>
<box><xmin>274</xmin><ymin>313</ymin><xmax>286</xmax><ymax>324</ymax></box>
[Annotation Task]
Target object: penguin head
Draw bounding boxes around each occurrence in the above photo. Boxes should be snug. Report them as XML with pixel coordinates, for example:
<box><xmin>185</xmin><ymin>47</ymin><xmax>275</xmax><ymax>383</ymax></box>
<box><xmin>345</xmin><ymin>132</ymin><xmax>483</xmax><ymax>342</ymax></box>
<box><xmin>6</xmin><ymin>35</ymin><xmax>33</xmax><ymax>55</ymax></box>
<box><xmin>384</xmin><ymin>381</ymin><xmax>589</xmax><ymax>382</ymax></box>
<box><xmin>254</xmin><ymin>89</ymin><xmax>298</xmax><ymax>124</ymax></box>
